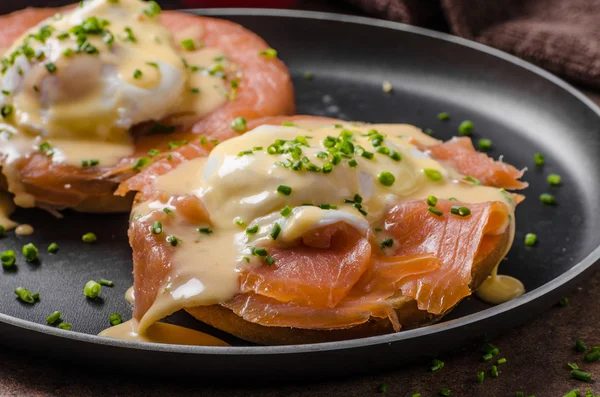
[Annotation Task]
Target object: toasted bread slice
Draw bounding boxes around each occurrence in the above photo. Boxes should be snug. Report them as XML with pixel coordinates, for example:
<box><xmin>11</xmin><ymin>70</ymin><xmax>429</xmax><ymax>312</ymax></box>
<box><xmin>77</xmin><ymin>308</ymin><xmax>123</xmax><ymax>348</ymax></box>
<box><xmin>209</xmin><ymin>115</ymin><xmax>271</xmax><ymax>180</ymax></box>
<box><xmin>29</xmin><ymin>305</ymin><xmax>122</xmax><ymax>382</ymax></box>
<box><xmin>185</xmin><ymin>229</ymin><xmax>510</xmax><ymax>345</ymax></box>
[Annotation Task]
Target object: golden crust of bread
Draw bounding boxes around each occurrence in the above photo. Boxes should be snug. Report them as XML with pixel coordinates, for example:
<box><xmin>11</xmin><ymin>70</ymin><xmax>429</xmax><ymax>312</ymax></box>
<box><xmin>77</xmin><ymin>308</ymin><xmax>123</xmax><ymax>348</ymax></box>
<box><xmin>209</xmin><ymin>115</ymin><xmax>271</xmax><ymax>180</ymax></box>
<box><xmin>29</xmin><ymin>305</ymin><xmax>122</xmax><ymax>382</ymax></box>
<box><xmin>186</xmin><ymin>229</ymin><xmax>511</xmax><ymax>345</ymax></box>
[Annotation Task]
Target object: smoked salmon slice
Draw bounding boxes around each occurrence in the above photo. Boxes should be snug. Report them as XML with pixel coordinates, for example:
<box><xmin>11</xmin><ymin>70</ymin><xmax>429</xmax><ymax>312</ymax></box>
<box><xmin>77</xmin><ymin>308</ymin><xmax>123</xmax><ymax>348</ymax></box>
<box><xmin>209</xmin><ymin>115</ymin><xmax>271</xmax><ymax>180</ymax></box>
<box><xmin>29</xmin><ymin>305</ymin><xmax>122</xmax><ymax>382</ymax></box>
<box><xmin>426</xmin><ymin>137</ymin><xmax>527</xmax><ymax>190</ymax></box>
<box><xmin>0</xmin><ymin>7</ymin><xmax>294</xmax><ymax>209</ymax></box>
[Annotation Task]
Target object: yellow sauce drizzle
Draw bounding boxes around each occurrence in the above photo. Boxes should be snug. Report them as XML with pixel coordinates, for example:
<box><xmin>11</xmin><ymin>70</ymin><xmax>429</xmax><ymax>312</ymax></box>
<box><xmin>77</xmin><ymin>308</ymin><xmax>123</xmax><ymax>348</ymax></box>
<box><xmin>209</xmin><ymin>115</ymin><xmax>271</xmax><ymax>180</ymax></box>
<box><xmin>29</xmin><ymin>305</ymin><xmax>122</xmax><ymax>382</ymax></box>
<box><xmin>477</xmin><ymin>264</ymin><xmax>525</xmax><ymax>305</ymax></box>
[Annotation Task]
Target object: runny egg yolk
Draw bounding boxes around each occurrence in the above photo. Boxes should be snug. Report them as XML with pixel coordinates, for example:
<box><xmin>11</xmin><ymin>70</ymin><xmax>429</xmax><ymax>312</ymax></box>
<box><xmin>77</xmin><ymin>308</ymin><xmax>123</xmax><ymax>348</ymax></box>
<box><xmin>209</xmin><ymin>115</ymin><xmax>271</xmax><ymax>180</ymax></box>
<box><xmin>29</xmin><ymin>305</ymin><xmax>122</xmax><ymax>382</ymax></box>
<box><xmin>0</xmin><ymin>0</ymin><xmax>187</xmax><ymax>143</ymax></box>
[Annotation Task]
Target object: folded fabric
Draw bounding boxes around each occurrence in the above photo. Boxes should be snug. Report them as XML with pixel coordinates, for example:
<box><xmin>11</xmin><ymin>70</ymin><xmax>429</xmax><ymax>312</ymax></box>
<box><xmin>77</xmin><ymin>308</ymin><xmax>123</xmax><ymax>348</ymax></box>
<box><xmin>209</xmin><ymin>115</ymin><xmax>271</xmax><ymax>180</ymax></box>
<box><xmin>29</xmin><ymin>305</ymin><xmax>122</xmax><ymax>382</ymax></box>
<box><xmin>346</xmin><ymin>0</ymin><xmax>600</xmax><ymax>89</ymax></box>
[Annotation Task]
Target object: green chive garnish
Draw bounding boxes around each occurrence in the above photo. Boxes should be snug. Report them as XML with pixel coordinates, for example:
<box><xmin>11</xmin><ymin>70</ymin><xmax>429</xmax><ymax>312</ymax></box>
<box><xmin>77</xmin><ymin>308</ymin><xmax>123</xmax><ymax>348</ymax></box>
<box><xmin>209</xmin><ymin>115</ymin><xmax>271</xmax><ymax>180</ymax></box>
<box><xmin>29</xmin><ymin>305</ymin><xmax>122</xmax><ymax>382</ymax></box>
<box><xmin>166</xmin><ymin>235</ymin><xmax>179</xmax><ymax>247</ymax></box>
<box><xmin>584</xmin><ymin>350</ymin><xmax>600</xmax><ymax>362</ymax></box>
<box><xmin>458</xmin><ymin>120</ymin><xmax>474</xmax><ymax>136</ymax></box>
<box><xmin>133</xmin><ymin>69</ymin><xmax>142</xmax><ymax>79</ymax></box>
<box><xmin>246</xmin><ymin>225</ymin><xmax>259</xmax><ymax>234</ymax></box>
<box><xmin>1</xmin><ymin>249</ymin><xmax>16</xmax><ymax>268</ymax></box>
<box><xmin>277</xmin><ymin>185</ymin><xmax>292</xmax><ymax>195</ymax></box>
<box><xmin>265</xmin><ymin>256</ymin><xmax>275</xmax><ymax>266</ymax></box>
<box><xmin>269</xmin><ymin>223</ymin><xmax>281</xmax><ymax>240</ymax></box>
<box><xmin>559</xmin><ymin>297</ymin><xmax>569</xmax><ymax>307</ymax></box>
<box><xmin>259</xmin><ymin>48</ymin><xmax>277</xmax><ymax>58</ymax></box>
<box><xmin>143</xmin><ymin>0</ymin><xmax>161</xmax><ymax>17</ymax></box>
<box><xmin>430</xmin><ymin>359</ymin><xmax>444</xmax><ymax>372</ymax></box>
<box><xmin>82</xmin><ymin>232</ymin><xmax>97</xmax><ymax>243</ymax></box>
<box><xmin>198</xmin><ymin>227</ymin><xmax>213</xmax><ymax>235</ymax></box>
<box><xmin>152</xmin><ymin>221</ymin><xmax>162</xmax><ymax>234</ymax></box>
<box><xmin>482</xmin><ymin>353</ymin><xmax>493</xmax><ymax>362</ymax></box>
<box><xmin>280</xmin><ymin>206</ymin><xmax>292</xmax><ymax>217</ymax></box>
<box><xmin>252</xmin><ymin>247</ymin><xmax>268</xmax><ymax>257</ymax></box>
<box><xmin>497</xmin><ymin>358</ymin><xmax>507</xmax><ymax>365</ymax></box>
<box><xmin>437</xmin><ymin>112</ymin><xmax>450</xmax><ymax>121</ymax></box>
<box><xmin>99</xmin><ymin>279</ymin><xmax>114</xmax><ymax>287</ymax></box>
<box><xmin>534</xmin><ymin>153</ymin><xmax>544</xmax><ymax>166</ymax></box>
<box><xmin>46</xmin><ymin>311</ymin><xmax>62</xmax><ymax>325</ymax></box>
<box><xmin>478</xmin><ymin>139</ymin><xmax>492</xmax><ymax>151</ymax></box>
<box><xmin>14</xmin><ymin>287</ymin><xmax>35</xmax><ymax>304</ymax></box>
<box><xmin>132</xmin><ymin>157</ymin><xmax>150</xmax><ymax>171</ymax></box>
<box><xmin>231</xmin><ymin>117</ymin><xmax>247</xmax><ymax>132</ymax></box>
<box><xmin>1</xmin><ymin>104</ymin><xmax>13</xmax><ymax>118</ymax></box>
<box><xmin>439</xmin><ymin>388</ymin><xmax>451</xmax><ymax>396</ymax></box>
<box><xmin>524</xmin><ymin>233</ymin><xmax>537</xmax><ymax>246</ymax></box>
<box><xmin>378</xmin><ymin>171</ymin><xmax>395</xmax><ymax>186</ymax></box>
<box><xmin>348</xmin><ymin>159</ymin><xmax>358</xmax><ymax>167</ymax></box>
<box><xmin>540</xmin><ymin>193</ymin><xmax>556</xmax><ymax>205</ymax></box>
<box><xmin>148</xmin><ymin>148</ymin><xmax>160</xmax><ymax>157</ymax></box>
<box><xmin>58</xmin><ymin>322</ymin><xmax>72</xmax><ymax>330</ymax></box>
<box><xmin>571</xmin><ymin>370</ymin><xmax>592</xmax><ymax>382</ymax></box>
<box><xmin>380</xmin><ymin>238</ymin><xmax>394</xmax><ymax>249</ymax></box>
<box><xmin>428</xmin><ymin>207</ymin><xmax>443</xmax><ymax>217</ymax></box>
<box><xmin>490</xmin><ymin>365</ymin><xmax>499</xmax><ymax>378</ymax></box>
<box><xmin>427</xmin><ymin>195</ymin><xmax>438</xmax><ymax>206</ymax></box>
<box><xmin>476</xmin><ymin>371</ymin><xmax>485</xmax><ymax>383</ymax></box>
<box><xmin>547</xmin><ymin>173</ymin><xmax>561</xmax><ymax>186</ymax></box>
<box><xmin>423</xmin><ymin>168</ymin><xmax>442</xmax><ymax>181</ymax></box>
<box><xmin>451</xmin><ymin>206</ymin><xmax>471</xmax><ymax>217</ymax></box>
<box><xmin>83</xmin><ymin>280</ymin><xmax>101</xmax><ymax>298</ymax></box>
<box><xmin>180</xmin><ymin>38</ymin><xmax>195</xmax><ymax>51</ymax></box>
<box><xmin>22</xmin><ymin>243</ymin><xmax>38</xmax><ymax>262</ymax></box>
<box><xmin>464</xmin><ymin>175</ymin><xmax>481</xmax><ymax>185</ymax></box>
<box><xmin>575</xmin><ymin>340</ymin><xmax>587</xmax><ymax>352</ymax></box>
<box><xmin>45</xmin><ymin>62</ymin><xmax>57</xmax><ymax>73</ymax></box>
<box><xmin>109</xmin><ymin>313</ymin><xmax>123</xmax><ymax>326</ymax></box>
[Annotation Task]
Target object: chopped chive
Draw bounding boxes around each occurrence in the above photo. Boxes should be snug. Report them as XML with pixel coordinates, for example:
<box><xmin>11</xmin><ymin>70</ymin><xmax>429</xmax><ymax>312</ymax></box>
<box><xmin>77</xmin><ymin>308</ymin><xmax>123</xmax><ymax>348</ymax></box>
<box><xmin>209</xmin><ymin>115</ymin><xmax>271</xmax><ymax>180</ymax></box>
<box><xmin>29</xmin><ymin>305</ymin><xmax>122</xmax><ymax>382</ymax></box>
<box><xmin>322</xmin><ymin>162</ymin><xmax>333</xmax><ymax>173</ymax></box>
<box><xmin>450</xmin><ymin>206</ymin><xmax>471</xmax><ymax>217</ymax></box>
<box><xmin>563</xmin><ymin>390</ymin><xmax>581</xmax><ymax>397</ymax></box>
<box><xmin>534</xmin><ymin>153</ymin><xmax>545</xmax><ymax>166</ymax></box>
<box><xmin>540</xmin><ymin>193</ymin><xmax>556</xmax><ymax>205</ymax></box>
<box><xmin>246</xmin><ymin>225</ymin><xmax>259</xmax><ymax>235</ymax></box>
<box><xmin>265</xmin><ymin>256</ymin><xmax>275</xmax><ymax>266</ymax></box>
<box><xmin>428</xmin><ymin>207</ymin><xmax>443</xmax><ymax>216</ymax></box>
<box><xmin>458</xmin><ymin>120</ymin><xmax>474</xmax><ymax>136</ymax></box>
<box><xmin>109</xmin><ymin>313</ymin><xmax>123</xmax><ymax>326</ymax></box>
<box><xmin>490</xmin><ymin>365</ymin><xmax>499</xmax><ymax>378</ymax></box>
<box><xmin>31</xmin><ymin>293</ymin><xmax>40</xmax><ymax>301</ymax></box>
<box><xmin>575</xmin><ymin>340</ymin><xmax>587</xmax><ymax>352</ymax></box>
<box><xmin>427</xmin><ymin>195</ymin><xmax>438</xmax><ymax>206</ymax></box>
<box><xmin>378</xmin><ymin>383</ymin><xmax>387</xmax><ymax>393</ymax></box>
<box><xmin>143</xmin><ymin>0</ymin><xmax>161</xmax><ymax>17</ymax></box>
<box><xmin>133</xmin><ymin>69</ymin><xmax>142</xmax><ymax>79</ymax></box>
<box><xmin>482</xmin><ymin>353</ymin><xmax>493</xmax><ymax>362</ymax></box>
<box><xmin>423</xmin><ymin>128</ymin><xmax>434</xmax><ymax>136</ymax></box>
<box><xmin>132</xmin><ymin>157</ymin><xmax>150</xmax><ymax>171</ymax></box>
<box><xmin>99</xmin><ymin>279</ymin><xmax>114</xmax><ymax>287</ymax></box>
<box><xmin>237</xmin><ymin>150</ymin><xmax>253</xmax><ymax>156</ymax></box>
<box><xmin>547</xmin><ymin>173</ymin><xmax>561</xmax><ymax>186</ymax></box>
<box><xmin>22</xmin><ymin>243</ymin><xmax>38</xmax><ymax>262</ymax></box>
<box><xmin>524</xmin><ymin>233</ymin><xmax>537</xmax><ymax>246</ymax></box>
<box><xmin>148</xmin><ymin>148</ymin><xmax>160</xmax><ymax>157</ymax></box>
<box><xmin>482</xmin><ymin>343</ymin><xmax>496</xmax><ymax>353</ymax></box>
<box><xmin>242</xmin><ymin>256</ymin><xmax>250</xmax><ymax>263</ymax></box>
<box><xmin>378</xmin><ymin>171</ymin><xmax>395</xmax><ymax>187</ymax></box>
<box><xmin>478</xmin><ymin>139</ymin><xmax>492</xmax><ymax>151</ymax></box>
<box><xmin>282</xmin><ymin>121</ymin><xmax>295</xmax><ymax>127</ymax></box>
<box><xmin>380</xmin><ymin>238</ymin><xmax>394</xmax><ymax>249</ymax></box>
<box><xmin>46</xmin><ymin>311</ymin><xmax>62</xmax><ymax>325</ymax></box>
<box><xmin>259</xmin><ymin>48</ymin><xmax>277</xmax><ymax>58</ymax></box>
<box><xmin>83</xmin><ymin>280</ymin><xmax>101</xmax><ymax>298</ymax></box>
<box><xmin>180</xmin><ymin>38</ymin><xmax>195</xmax><ymax>51</ymax></box>
<box><xmin>252</xmin><ymin>247</ymin><xmax>268</xmax><ymax>257</ymax></box>
<box><xmin>430</xmin><ymin>359</ymin><xmax>444</xmax><ymax>372</ymax></box>
<box><xmin>151</xmin><ymin>221</ymin><xmax>162</xmax><ymax>234</ymax></box>
<box><xmin>145</xmin><ymin>61</ymin><xmax>158</xmax><ymax>69</ymax></box>
<box><xmin>269</xmin><ymin>223</ymin><xmax>282</xmax><ymax>240</ymax></box>
<box><xmin>516</xmin><ymin>393</ymin><xmax>524</xmax><ymax>397</ymax></box>
<box><xmin>439</xmin><ymin>388</ymin><xmax>451</xmax><ymax>396</ymax></box>
<box><xmin>231</xmin><ymin>117</ymin><xmax>247</xmax><ymax>132</ymax></box>
<box><xmin>476</xmin><ymin>371</ymin><xmax>485</xmax><ymax>383</ymax></box>
<box><xmin>412</xmin><ymin>394</ymin><xmax>421</xmax><ymax>397</ymax></box>
<box><xmin>572</xmin><ymin>370</ymin><xmax>592</xmax><ymax>382</ymax></box>
<box><xmin>1</xmin><ymin>104</ymin><xmax>13</xmax><ymax>118</ymax></box>
<box><xmin>58</xmin><ymin>322</ymin><xmax>72</xmax><ymax>330</ymax></box>
<box><xmin>567</xmin><ymin>362</ymin><xmax>579</xmax><ymax>370</ymax></box>
<box><xmin>198</xmin><ymin>227</ymin><xmax>213</xmax><ymax>235</ymax></box>
<box><xmin>280</xmin><ymin>206</ymin><xmax>292</xmax><ymax>217</ymax></box>
<box><xmin>82</xmin><ymin>232</ymin><xmax>97</xmax><ymax>243</ymax></box>
<box><xmin>163</xmin><ymin>208</ymin><xmax>173</xmax><ymax>215</ymax></box>
<box><xmin>14</xmin><ymin>287</ymin><xmax>35</xmax><ymax>304</ymax></box>
<box><xmin>437</xmin><ymin>112</ymin><xmax>450</xmax><ymax>121</ymax></box>
<box><xmin>584</xmin><ymin>350</ymin><xmax>600</xmax><ymax>362</ymax></box>
<box><xmin>348</xmin><ymin>159</ymin><xmax>358</xmax><ymax>167</ymax></box>
<box><xmin>166</xmin><ymin>235</ymin><xmax>180</xmax><ymax>247</ymax></box>
<box><xmin>423</xmin><ymin>168</ymin><xmax>442</xmax><ymax>181</ymax></box>
<box><xmin>45</xmin><ymin>62</ymin><xmax>57</xmax><ymax>73</ymax></box>
<box><xmin>277</xmin><ymin>185</ymin><xmax>292</xmax><ymax>195</ymax></box>
<box><xmin>1</xmin><ymin>249</ymin><xmax>16</xmax><ymax>268</ymax></box>
<box><xmin>464</xmin><ymin>175</ymin><xmax>481</xmax><ymax>185</ymax></box>
<box><xmin>497</xmin><ymin>358</ymin><xmax>507</xmax><ymax>365</ymax></box>
<box><xmin>559</xmin><ymin>297</ymin><xmax>569</xmax><ymax>307</ymax></box>
<box><xmin>191</xmin><ymin>88</ymin><xmax>200</xmax><ymax>94</ymax></box>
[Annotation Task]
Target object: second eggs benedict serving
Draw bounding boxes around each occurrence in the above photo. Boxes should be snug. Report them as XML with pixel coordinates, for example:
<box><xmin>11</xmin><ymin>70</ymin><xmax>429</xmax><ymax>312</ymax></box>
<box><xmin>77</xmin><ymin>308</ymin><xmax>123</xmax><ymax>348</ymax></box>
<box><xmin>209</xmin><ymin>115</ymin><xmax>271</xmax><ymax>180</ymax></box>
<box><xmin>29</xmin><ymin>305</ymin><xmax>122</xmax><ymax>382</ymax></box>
<box><xmin>0</xmin><ymin>0</ymin><xmax>294</xmax><ymax>218</ymax></box>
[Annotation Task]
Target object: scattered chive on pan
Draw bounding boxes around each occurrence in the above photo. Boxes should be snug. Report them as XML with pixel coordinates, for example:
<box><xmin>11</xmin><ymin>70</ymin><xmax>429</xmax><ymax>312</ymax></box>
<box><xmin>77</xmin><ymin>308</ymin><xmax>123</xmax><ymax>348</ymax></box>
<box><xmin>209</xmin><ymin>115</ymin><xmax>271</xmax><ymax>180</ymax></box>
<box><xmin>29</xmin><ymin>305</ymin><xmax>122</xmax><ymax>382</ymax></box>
<box><xmin>14</xmin><ymin>287</ymin><xmax>35</xmax><ymax>304</ymax></box>
<box><xmin>540</xmin><ymin>193</ymin><xmax>556</xmax><ymax>205</ymax></box>
<box><xmin>58</xmin><ymin>322</ymin><xmax>72</xmax><ymax>330</ymax></box>
<box><xmin>431</xmin><ymin>359</ymin><xmax>444</xmax><ymax>372</ymax></box>
<box><xmin>516</xmin><ymin>392</ymin><xmax>524</xmax><ymax>397</ymax></box>
<box><xmin>458</xmin><ymin>120</ymin><xmax>474</xmax><ymax>136</ymax></box>
<box><xmin>437</xmin><ymin>112</ymin><xmax>450</xmax><ymax>121</ymax></box>
<box><xmin>490</xmin><ymin>365</ymin><xmax>499</xmax><ymax>378</ymax></box>
<box><xmin>584</xmin><ymin>350</ymin><xmax>600</xmax><ymax>362</ymax></box>
<box><xmin>524</xmin><ymin>233</ymin><xmax>537</xmax><ymax>246</ymax></box>
<box><xmin>83</xmin><ymin>280</ymin><xmax>101</xmax><ymax>299</ymax></box>
<box><xmin>559</xmin><ymin>297</ymin><xmax>569</xmax><ymax>307</ymax></box>
<box><xmin>411</xmin><ymin>394</ymin><xmax>421</xmax><ymax>397</ymax></box>
<box><xmin>534</xmin><ymin>153</ymin><xmax>545</xmax><ymax>166</ymax></box>
<box><xmin>497</xmin><ymin>358</ymin><xmax>507</xmax><ymax>365</ymax></box>
<box><xmin>99</xmin><ymin>279</ymin><xmax>114</xmax><ymax>287</ymax></box>
<box><xmin>82</xmin><ymin>232</ymin><xmax>97</xmax><ymax>243</ymax></box>
<box><xmin>46</xmin><ymin>311</ymin><xmax>62</xmax><ymax>325</ymax></box>
<box><xmin>478</xmin><ymin>138</ymin><xmax>492</xmax><ymax>151</ymax></box>
<box><xmin>22</xmin><ymin>243</ymin><xmax>38</xmax><ymax>262</ymax></box>
<box><xmin>110</xmin><ymin>313</ymin><xmax>123</xmax><ymax>326</ymax></box>
<box><xmin>1</xmin><ymin>249</ymin><xmax>16</xmax><ymax>268</ymax></box>
<box><xmin>547</xmin><ymin>173</ymin><xmax>561</xmax><ymax>186</ymax></box>
<box><xmin>563</xmin><ymin>390</ymin><xmax>580</xmax><ymax>397</ymax></box>
<box><xmin>47</xmin><ymin>242</ymin><xmax>59</xmax><ymax>253</ymax></box>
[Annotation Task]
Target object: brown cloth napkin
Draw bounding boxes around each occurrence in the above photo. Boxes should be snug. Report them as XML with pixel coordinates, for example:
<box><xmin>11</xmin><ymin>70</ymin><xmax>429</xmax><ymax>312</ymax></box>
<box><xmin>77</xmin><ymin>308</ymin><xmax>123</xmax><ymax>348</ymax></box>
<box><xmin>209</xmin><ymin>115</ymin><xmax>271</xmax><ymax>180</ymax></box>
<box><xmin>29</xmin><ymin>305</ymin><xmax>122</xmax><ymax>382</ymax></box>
<box><xmin>345</xmin><ymin>0</ymin><xmax>600</xmax><ymax>89</ymax></box>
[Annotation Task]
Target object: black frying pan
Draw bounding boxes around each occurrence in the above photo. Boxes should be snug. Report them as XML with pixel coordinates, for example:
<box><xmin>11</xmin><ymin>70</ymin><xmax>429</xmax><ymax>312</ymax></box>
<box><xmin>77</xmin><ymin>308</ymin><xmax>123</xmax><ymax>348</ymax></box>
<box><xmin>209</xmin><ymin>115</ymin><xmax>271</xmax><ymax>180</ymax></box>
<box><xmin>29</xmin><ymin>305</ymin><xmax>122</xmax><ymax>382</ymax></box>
<box><xmin>0</xmin><ymin>9</ymin><xmax>598</xmax><ymax>379</ymax></box>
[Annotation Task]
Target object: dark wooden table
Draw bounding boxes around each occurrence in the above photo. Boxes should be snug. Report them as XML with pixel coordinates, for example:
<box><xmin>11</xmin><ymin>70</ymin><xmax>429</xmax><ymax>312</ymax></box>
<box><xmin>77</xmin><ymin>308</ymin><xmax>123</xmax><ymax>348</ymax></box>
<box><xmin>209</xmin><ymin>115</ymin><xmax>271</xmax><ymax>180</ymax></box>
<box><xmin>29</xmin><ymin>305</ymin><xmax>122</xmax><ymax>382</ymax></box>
<box><xmin>1</xmin><ymin>3</ymin><xmax>599</xmax><ymax>396</ymax></box>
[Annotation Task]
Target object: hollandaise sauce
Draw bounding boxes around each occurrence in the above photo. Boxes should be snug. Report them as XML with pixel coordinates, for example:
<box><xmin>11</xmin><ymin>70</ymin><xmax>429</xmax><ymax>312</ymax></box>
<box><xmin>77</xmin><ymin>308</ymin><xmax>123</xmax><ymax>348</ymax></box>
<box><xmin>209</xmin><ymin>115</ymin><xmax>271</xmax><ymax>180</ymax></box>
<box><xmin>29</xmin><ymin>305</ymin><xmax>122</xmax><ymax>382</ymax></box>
<box><xmin>121</xmin><ymin>120</ymin><xmax>520</xmax><ymax>340</ymax></box>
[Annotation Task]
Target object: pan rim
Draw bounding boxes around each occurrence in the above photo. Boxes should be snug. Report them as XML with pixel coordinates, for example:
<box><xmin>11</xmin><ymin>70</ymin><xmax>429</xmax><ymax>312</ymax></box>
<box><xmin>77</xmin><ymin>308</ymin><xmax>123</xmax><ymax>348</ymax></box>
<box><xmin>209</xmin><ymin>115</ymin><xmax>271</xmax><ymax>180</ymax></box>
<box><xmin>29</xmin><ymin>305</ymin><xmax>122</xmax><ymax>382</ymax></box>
<box><xmin>2</xmin><ymin>8</ymin><xmax>599</xmax><ymax>356</ymax></box>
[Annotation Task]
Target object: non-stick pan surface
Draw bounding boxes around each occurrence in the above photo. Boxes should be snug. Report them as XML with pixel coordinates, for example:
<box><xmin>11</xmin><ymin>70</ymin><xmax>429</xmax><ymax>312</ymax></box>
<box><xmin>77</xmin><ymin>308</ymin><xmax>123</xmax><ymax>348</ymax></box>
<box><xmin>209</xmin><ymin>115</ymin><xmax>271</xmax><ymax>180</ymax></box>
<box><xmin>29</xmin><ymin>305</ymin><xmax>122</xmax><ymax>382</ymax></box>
<box><xmin>0</xmin><ymin>9</ymin><xmax>598</xmax><ymax>379</ymax></box>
